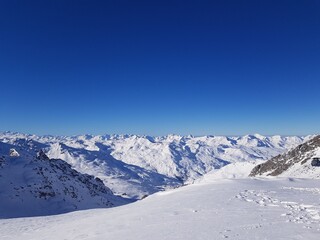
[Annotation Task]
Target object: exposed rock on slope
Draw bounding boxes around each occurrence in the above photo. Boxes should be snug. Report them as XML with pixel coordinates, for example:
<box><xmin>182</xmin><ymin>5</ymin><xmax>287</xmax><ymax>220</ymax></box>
<box><xmin>250</xmin><ymin>135</ymin><xmax>320</xmax><ymax>178</ymax></box>
<box><xmin>0</xmin><ymin>142</ymin><xmax>128</xmax><ymax>218</ymax></box>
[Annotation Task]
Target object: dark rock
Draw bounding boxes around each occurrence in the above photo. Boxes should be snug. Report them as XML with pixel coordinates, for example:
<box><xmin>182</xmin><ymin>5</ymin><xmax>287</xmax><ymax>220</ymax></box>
<box><xmin>311</xmin><ymin>158</ymin><xmax>320</xmax><ymax>167</ymax></box>
<box><xmin>36</xmin><ymin>149</ymin><xmax>50</xmax><ymax>160</ymax></box>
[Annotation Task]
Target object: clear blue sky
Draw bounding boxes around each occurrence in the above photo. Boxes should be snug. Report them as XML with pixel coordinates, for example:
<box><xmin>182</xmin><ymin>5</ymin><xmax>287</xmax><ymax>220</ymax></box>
<box><xmin>0</xmin><ymin>0</ymin><xmax>319</xmax><ymax>136</ymax></box>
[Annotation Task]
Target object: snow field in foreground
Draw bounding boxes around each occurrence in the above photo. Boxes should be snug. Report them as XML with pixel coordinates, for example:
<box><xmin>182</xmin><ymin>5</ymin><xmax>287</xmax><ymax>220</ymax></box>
<box><xmin>1</xmin><ymin>178</ymin><xmax>320</xmax><ymax>240</ymax></box>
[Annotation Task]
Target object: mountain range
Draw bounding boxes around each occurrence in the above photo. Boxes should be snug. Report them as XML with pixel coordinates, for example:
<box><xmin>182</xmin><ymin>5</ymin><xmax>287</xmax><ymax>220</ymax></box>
<box><xmin>0</xmin><ymin>132</ymin><xmax>309</xmax><ymax>200</ymax></box>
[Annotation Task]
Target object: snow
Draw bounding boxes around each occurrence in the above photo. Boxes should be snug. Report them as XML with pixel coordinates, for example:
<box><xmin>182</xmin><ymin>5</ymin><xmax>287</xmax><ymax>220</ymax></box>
<box><xmin>9</xmin><ymin>148</ymin><xmax>19</xmax><ymax>157</ymax></box>
<box><xmin>278</xmin><ymin>158</ymin><xmax>320</xmax><ymax>179</ymax></box>
<box><xmin>195</xmin><ymin>160</ymin><xmax>264</xmax><ymax>182</ymax></box>
<box><xmin>250</xmin><ymin>136</ymin><xmax>320</xmax><ymax>179</ymax></box>
<box><xmin>0</xmin><ymin>133</ymin><xmax>319</xmax><ymax>239</ymax></box>
<box><xmin>0</xmin><ymin>132</ymin><xmax>307</xmax><ymax>199</ymax></box>
<box><xmin>1</xmin><ymin>178</ymin><xmax>320</xmax><ymax>240</ymax></box>
<box><xmin>0</xmin><ymin>141</ymin><xmax>128</xmax><ymax>218</ymax></box>
<box><xmin>313</xmin><ymin>147</ymin><xmax>320</xmax><ymax>158</ymax></box>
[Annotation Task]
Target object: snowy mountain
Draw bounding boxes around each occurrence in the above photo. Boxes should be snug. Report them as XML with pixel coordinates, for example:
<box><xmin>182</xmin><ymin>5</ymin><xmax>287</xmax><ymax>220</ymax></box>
<box><xmin>250</xmin><ymin>135</ymin><xmax>320</xmax><ymax>178</ymax></box>
<box><xmin>0</xmin><ymin>132</ymin><xmax>307</xmax><ymax>199</ymax></box>
<box><xmin>1</xmin><ymin>132</ymin><xmax>320</xmax><ymax>239</ymax></box>
<box><xmin>0</xmin><ymin>141</ymin><xmax>128</xmax><ymax>218</ymax></box>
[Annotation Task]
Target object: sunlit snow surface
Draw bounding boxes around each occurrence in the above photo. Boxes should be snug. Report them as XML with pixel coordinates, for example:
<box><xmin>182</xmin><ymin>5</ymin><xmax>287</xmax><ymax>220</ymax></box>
<box><xmin>1</xmin><ymin>176</ymin><xmax>320</xmax><ymax>240</ymax></box>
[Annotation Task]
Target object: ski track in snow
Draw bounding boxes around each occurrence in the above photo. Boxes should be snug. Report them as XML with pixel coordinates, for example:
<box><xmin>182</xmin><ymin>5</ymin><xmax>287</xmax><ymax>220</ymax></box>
<box><xmin>236</xmin><ymin>186</ymin><xmax>320</xmax><ymax>229</ymax></box>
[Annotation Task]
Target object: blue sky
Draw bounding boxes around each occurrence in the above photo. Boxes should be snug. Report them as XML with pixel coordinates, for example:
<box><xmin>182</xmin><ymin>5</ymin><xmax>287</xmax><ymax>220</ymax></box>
<box><xmin>0</xmin><ymin>0</ymin><xmax>319</xmax><ymax>136</ymax></box>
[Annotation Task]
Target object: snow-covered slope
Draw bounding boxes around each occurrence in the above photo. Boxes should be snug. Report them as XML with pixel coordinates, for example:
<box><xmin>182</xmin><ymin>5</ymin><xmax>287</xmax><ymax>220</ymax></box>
<box><xmin>250</xmin><ymin>135</ymin><xmax>320</xmax><ymax>178</ymax></box>
<box><xmin>195</xmin><ymin>160</ymin><xmax>264</xmax><ymax>182</ymax></box>
<box><xmin>0</xmin><ymin>132</ymin><xmax>306</xmax><ymax>198</ymax></box>
<box><xmin>0</xmin><ymin>141</ymin><xmax>128</xmax><ymax>218</ymax></box>
<box><xmin>1</xmin><ymin>178</ymin><xmax>320</xmax><ymax>240</ymax></box>
<box><xmin>46</xmin><ymin>142</ymin><xmax>181</xmax><ymax>199</ymax></box>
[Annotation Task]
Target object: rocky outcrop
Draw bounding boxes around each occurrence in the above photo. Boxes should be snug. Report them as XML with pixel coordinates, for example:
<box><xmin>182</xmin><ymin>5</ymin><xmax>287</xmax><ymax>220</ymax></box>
<box><xmin>250</xmin><ymin>135</ymin><xmax>320</xmax><ymax>177</ymax></box>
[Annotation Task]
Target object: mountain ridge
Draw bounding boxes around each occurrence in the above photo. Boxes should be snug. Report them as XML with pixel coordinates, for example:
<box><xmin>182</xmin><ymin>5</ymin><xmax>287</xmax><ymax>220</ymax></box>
<box><xmin>0</xmin><ymin>132</ymin><xmax>309</xmax><ymax>199</ymax></box>
<box><xmin>250</xmin><ymin>135</ymin><xmax>320</xmax><ymax>178</ymax></box>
